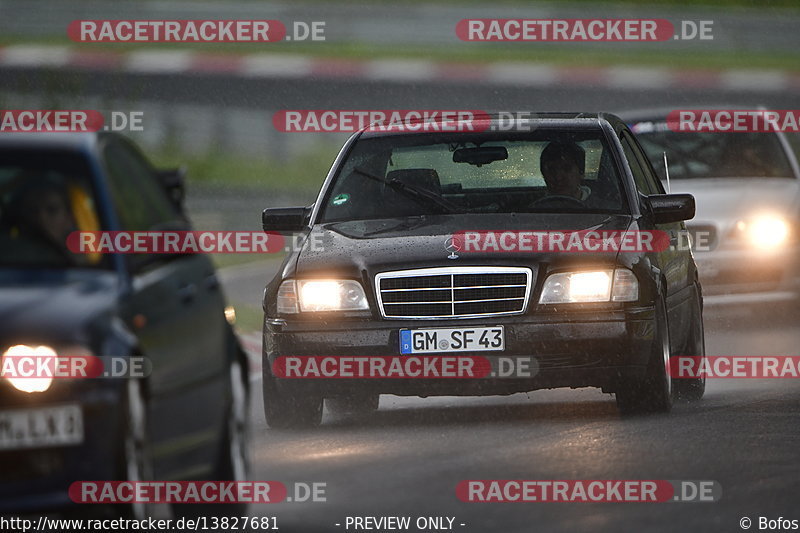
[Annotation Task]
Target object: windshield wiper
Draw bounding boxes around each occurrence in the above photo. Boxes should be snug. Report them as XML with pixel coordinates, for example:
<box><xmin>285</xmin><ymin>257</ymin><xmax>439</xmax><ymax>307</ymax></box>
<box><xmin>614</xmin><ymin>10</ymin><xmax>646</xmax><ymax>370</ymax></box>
<box><xmin>362</xmin><ymin>215</ymin><xmax>429</xmax><ymax>237</ymax></box>
<box><xmin>352</xmin><ymin>167</ymin><xmax>460</xmax><ymax>214</ymax></box>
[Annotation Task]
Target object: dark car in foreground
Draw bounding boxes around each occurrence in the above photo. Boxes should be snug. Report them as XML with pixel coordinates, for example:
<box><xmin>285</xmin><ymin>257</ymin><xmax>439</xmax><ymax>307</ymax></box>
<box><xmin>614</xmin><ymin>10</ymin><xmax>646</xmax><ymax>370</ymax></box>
<box><xmin>0</xmin><ymin>132</ymin><xmax>249</xmax><ymax>517</ymax></box>
<box><xmin>625</xmin><ymin>108</ymin><xmax>800</xmax><ymax>302</ymax></box>
<box><xmin>261</xmin><ymin>112</ymin><xmax>705</xmax><ymax>428</ymax></box>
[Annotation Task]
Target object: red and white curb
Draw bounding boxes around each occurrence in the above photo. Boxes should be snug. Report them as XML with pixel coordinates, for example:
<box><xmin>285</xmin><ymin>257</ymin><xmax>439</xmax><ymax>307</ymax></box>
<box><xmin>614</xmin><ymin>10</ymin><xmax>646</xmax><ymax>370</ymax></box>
<box><xmin>1</xmin><ymin>45</ymin><xmax>798</xmax><ymax>92</ymax></box>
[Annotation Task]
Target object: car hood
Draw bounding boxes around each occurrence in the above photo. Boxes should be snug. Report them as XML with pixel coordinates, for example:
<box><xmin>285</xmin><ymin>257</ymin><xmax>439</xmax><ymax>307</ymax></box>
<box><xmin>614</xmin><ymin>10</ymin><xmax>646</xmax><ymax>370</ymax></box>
<box><xmin>294</xmin><ymin>213</ymin><xmax>634</xmax><ymax>279</ymax></box>
<box><xmin>0</xmin><ymin>270</ymin><xmax>119</xmax><ymax>346</ymax></box>
<box><xmin>668</xmin><ymin>178</ymin><xmax>800</xmax><ymax>226</ymax></box>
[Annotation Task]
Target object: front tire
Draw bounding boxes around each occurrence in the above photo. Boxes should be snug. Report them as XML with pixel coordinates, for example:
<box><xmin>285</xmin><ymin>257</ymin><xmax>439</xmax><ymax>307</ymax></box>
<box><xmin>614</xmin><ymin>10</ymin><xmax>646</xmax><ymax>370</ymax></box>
<box><xmin>263</xmin><ymin>364</ymin><xmax>323</xmax><ymax>429</ymax></box>
<box><xmin>213</xmin><ymin>360</ymin><xmax>251</xmax><ymax>515</ymax></box>
<box><xmin>616</xmin><ymin>296</ymin><xmax>673</xmax><ymax>415</ymax></box>
<box><xmin>673</xmin><ymin>286</ymin><xmax>706</xmax><ymax>402</ymax></box>
<box><xmin>173</xmin><ymin>359</ymin><xmax>251</xmax><ymax>519</ymax></box>
<box><xmin>218</xmin><ymin>360</ymin><xmax>250</xmax><ymax>480</ymax></box>
<box><xmin>326</xmin><ymin>394</ymin><xmax>380</xmax><ymax>419</ymax></box>
<box><xmin>116</xmin><ymin>379</ymin><xmax>154</xmax><ymax>519</ymax></box>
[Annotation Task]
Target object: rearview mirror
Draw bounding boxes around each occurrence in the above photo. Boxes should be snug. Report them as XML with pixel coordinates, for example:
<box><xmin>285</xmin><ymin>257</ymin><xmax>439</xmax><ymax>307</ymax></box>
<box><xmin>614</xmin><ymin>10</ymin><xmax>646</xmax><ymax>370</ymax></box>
<box><xmin>453</xmin><ymin>146</ymin><xmax>508</xmax><ymax>166</ymax></box>
<box><xmin>262</xmin><ymin>206</ymin><xmax>311</xmax><ymax>233</ymax></box>
<box><xmin>647</xmin><ymin>194</ymin><xmax>695</xmax><ymax>224</ymax></box>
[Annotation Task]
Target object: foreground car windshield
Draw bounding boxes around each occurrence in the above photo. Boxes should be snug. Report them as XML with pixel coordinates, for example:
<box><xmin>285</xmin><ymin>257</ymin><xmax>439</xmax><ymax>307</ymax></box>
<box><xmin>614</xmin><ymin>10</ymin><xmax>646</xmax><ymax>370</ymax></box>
<box><xmin>632</xmin><ymin>123</ymin><xmax>794</xmax><ymax>180</ymax></box>
<box><xmin>320</xmin><ymin>129</ymin><xmax>628</xmax><ymax>222</ymax></box>
<box><xmin>0</xmin><ymin>149</ymin><xmax>104</xmax><ymax>269</ymax></box>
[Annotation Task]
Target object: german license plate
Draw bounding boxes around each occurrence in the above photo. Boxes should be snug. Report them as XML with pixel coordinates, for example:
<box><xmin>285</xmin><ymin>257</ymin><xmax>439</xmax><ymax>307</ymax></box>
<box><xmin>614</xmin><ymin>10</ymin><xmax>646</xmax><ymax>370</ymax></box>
<box><xmin>400</xmin><ymin>326</ymin><xmax>504</xmax><ymax>354</ymax></box>
<box><xmin>0</xmin><ymin>404</ymin><xmax>84</xmax><ymax>451</ymax></box>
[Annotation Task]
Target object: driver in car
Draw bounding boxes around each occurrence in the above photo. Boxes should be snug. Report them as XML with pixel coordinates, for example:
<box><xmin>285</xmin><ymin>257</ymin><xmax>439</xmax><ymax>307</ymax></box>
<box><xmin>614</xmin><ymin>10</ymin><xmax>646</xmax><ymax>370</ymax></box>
<box><xmin>535</xmin><ymin>140</ymin><xmax>592</xmax><ymax>204</ymax></box>
<box><xmin>2</xmin><ymin>174</ymin><xmax>83</xmax><ymax>264</ymax></box>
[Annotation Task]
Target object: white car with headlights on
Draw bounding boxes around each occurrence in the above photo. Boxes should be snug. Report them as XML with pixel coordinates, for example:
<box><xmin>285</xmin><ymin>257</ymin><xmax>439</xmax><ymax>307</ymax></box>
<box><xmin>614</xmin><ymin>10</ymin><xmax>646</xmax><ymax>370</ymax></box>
<box><xmin>626</xmin><ymin>109</ymin><xmax>800</xmax><ymax>303</ymax></box>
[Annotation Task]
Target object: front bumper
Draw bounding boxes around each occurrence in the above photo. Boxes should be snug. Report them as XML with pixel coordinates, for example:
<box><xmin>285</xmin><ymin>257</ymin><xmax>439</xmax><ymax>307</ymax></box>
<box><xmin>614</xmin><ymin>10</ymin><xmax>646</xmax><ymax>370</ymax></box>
<box><xmin>0</xmin><ymin>380</ymin><xmax>123</xmax><ymax>514</ymax></box>
<box><xmin>263</xmin><ymin>305</ymin><xmax>657</xmax><ymax>397</ymax></box>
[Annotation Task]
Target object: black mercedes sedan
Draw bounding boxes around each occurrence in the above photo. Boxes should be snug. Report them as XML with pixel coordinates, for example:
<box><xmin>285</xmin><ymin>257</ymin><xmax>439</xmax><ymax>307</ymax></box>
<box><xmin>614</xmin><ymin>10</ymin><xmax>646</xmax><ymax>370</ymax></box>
<box><xmin>0</xmin><ymin>132</ymin><xmax>249</xmax><ymax>517</ymax></box>
<box><xmin>261</xmin><ymin>112</ymin><xmax>705</xmax><ymax>428</ymax></box>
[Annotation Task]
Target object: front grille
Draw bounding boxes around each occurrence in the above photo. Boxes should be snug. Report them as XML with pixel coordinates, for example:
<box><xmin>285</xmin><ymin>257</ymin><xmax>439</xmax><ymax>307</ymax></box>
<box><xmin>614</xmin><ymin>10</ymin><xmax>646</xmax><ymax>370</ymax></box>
<box><xmin>376</xmin><ymin>267</ymin><xmax>532</xmax><ymax>319</ymax></box>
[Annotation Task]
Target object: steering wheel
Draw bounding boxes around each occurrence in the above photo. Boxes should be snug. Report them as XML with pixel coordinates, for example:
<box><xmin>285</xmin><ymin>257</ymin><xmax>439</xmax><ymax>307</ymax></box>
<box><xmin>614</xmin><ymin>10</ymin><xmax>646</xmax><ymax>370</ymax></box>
<box><xmin>530</xmin><ymin>195</ymin><xmax>585</xmax><ymax>208</ymax></box>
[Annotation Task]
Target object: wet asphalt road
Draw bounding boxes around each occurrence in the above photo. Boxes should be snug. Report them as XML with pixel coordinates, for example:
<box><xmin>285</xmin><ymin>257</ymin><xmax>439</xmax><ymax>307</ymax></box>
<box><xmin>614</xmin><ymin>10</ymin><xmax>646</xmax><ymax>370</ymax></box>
<box><xmin>221</xmin><ymin>261</ymin><xmax>800</xmax><ymax>533</ymax></box>
<box><xmin>4</xmin><ymin>3</ymin><xmax>799</xmax><ymax>527</ymax></box>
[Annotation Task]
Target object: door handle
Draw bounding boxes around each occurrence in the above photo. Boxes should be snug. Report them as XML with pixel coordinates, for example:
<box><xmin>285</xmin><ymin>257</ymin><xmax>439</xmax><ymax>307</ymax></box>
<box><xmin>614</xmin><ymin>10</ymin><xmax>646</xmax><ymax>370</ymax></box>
<box><xmin>177</xmin><ymin>283</ymin><xmax>197</xmax><ymax>303</ymax></box>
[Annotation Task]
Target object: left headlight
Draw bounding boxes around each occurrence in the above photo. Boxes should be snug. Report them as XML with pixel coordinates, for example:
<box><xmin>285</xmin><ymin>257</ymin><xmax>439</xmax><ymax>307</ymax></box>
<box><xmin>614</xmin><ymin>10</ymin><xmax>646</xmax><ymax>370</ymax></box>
<box><xmin>277</xmin><ymin>279</ymin><xmax>370</xmax><ymax>313</ymax></box>
<box><xmin>734</xmin><ymin>216</ymin><xmax>791</xmax><ymax>250</ymax></box>
<box><xmin>539</xmin><ymin>269</ymin><xmax>639</xmax><ymax>304</ymax></box>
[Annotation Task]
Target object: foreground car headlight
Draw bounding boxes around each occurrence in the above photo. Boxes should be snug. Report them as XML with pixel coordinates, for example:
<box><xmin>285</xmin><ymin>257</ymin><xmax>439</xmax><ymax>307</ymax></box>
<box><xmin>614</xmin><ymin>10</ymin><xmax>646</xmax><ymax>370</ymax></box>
<box><xmin>277</xmin><ymin>279</ymin><xmax>369</xmax><ymax>313</ymax></box>
<box><xmin>2</xmin><ymin>345</ymin><xmax>57</xmax><ymax>393</ymax></box>
<box><xmin>735</xmin><ymin>216</ymin><xmax>790</xmax><ymax>250</ymax></box>
<box><xmin>539</xmin><ymin>269</ymin><xmax>639</xmax><ymax>304</ymax></box>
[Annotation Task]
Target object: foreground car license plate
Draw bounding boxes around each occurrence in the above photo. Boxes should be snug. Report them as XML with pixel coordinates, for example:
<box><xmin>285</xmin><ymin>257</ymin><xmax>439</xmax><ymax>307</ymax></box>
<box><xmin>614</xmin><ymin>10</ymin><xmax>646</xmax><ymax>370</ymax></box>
<box><xmin>400</xmin><ymin>326</ymin><xmax>504</xmax><ymax>354</ymax></box>
<box><xmin>0</xmin><ymin>404</ymin><xmax>84</xmax><ymax>451</ymax></box>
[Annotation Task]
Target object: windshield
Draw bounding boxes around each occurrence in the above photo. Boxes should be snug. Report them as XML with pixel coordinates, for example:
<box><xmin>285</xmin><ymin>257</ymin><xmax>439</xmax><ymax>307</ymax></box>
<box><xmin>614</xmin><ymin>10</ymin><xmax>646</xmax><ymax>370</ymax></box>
<box><xmin>0</xmin><ymin>148</ymin><xmax>107</xmax><ymax>269</ymax></box>
<box><xmin>319</xmin><ymin>129</ymin><xmax>628</xmax><ymax>223</ymax></box>
<box><xmin>632</xmin><ymin>121</ymin><xmax>794</xmax><ymax>180</ymax></box>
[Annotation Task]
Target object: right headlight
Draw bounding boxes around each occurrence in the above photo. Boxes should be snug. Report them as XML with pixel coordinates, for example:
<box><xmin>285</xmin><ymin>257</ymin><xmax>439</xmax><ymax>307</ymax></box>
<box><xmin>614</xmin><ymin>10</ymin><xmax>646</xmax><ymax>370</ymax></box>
<box><xmin>277</xmin><ymin>279</ymin><xmax>370</xmax><ymax>313</ymax></box>
<box><xmin>1</xmin><ymin>344</ymin><xmax>95</xmax><ymax>392</ymax></box>
<box><xmin>539</xmin><ymin>268</ymin><xmax>639</xmax><ymax>304</ymax></box>
<box><xmin>2</xmin><ymin>345</ymin><xmax>57</xmax><ymax>393</ymax></box>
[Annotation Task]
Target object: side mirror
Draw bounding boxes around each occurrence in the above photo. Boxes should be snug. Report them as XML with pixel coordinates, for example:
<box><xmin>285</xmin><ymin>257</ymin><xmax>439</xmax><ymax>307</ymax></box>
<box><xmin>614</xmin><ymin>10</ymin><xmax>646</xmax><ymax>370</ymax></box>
<box><xmin>157</xmin><ymin>167</ymin><xmax>187</xmax><ymax>211</ymax></box>
<box><xmin>647</xmin><ymin>193</ymin><xmax>695</xmax><ymax>224</ymax></box>
<box><xmin>262</xmin><ymin>206</ymin><xmax>311</xmax><ymax>233</ymax></box>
